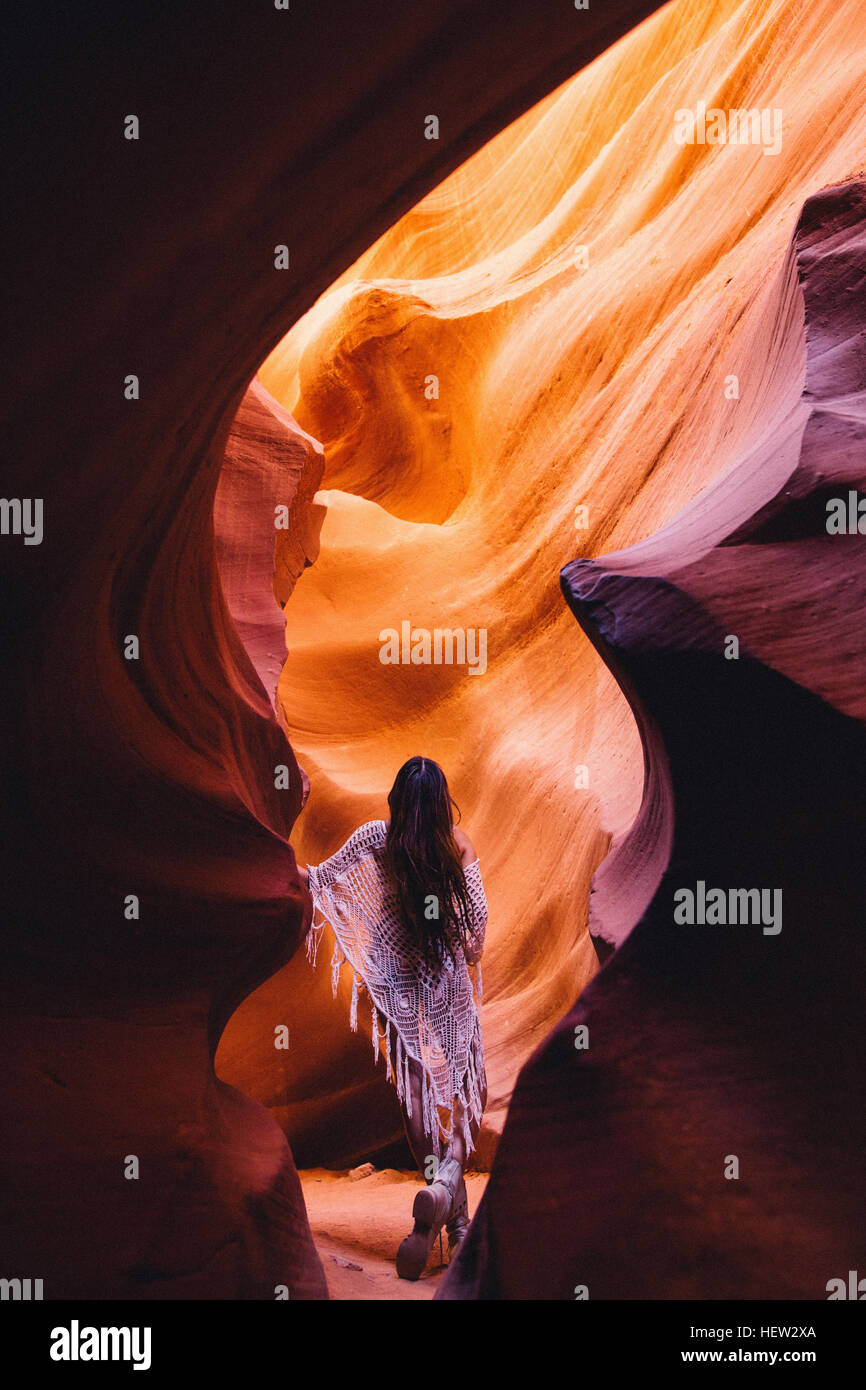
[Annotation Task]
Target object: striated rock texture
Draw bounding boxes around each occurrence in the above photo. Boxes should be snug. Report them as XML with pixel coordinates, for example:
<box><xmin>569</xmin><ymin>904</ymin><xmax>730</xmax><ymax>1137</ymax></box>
<box><xmin>214</xmin><ymin>381</ymin><xmax>326</xmax><ymax>721</ymax></box>
<box><xmin>240</xmin><ymin>0</ymin><xmax>866</xmax><ymax>1185</ymax></box>
<box><xmin>3</xmin><ymin>0</ymin><xmax>668</xmax><ymax>1299</ymax></box>
<box><xmin>439</xmin><ymin>185</ymin><xmax>866</xmax><ymax>1299</ymax></box>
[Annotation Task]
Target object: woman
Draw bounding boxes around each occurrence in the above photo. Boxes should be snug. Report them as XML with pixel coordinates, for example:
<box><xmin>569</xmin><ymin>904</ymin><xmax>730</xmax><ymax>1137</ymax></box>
<box><xmin>298</xmin><ymin>756</ymin><xmax>488</xmax><ymax>1280</ymax></box>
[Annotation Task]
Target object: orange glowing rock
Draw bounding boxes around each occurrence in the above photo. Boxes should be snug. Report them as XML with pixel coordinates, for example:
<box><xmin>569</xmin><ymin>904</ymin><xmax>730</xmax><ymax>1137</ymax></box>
<box><xmin>223</xmin><ymin>0</ymin><xmax>866</xmax><ymax>1168</ymax></box>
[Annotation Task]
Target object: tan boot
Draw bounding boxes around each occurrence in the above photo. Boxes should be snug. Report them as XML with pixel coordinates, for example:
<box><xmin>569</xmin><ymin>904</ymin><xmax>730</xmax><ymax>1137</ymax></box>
<box><xmin>396</xmin><ymin>1157</ymin><xmax>462</xmax><ymax>1281</ymax></box>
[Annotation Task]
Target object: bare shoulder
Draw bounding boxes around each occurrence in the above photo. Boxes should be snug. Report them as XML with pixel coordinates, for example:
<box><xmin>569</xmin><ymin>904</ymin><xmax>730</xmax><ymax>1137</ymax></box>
<box><xmin>452</xmin><ymin>824</ymin><xmax>477</xmax><ymax>866</ymax></box>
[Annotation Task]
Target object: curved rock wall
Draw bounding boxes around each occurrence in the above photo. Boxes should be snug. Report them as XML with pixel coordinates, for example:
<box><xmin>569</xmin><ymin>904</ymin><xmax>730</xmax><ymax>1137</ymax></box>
<box><xmin>440</xmin><ymin>181</ymin><xmax>866</xmax><ymax>1298</ymax></box>
<box><xmin>4</xmin><ymin>0</ymin><xmax>668</xmax><ymax>1300</ymax></box>
<box><xmin>223</xmin><ymin>0</ymin><xmax>866</xmax><ymax>1196</ymax></box>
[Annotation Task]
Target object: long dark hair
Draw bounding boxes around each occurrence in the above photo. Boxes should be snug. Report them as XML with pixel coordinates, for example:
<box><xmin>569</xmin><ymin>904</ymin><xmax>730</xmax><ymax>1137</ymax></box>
<box><xmin>384</xmin><ymin>757</ymin><xmax>477</xmax><ymax>969</ymax></box>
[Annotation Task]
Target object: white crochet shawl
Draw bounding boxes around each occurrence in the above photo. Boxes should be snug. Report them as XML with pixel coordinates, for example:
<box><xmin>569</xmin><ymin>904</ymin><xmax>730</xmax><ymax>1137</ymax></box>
<box><xmin>306</xmin><ymin>819</ymin><xmax>487</xmax><ymax>1154</ymax></box>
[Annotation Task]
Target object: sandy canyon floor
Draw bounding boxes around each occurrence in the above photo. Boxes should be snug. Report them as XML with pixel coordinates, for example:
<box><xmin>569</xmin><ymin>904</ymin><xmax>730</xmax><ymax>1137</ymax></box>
<box><xmin>300</xmin><ymin>1167</ymin><xmax>489</xmax><ymax>1300</ymax></box>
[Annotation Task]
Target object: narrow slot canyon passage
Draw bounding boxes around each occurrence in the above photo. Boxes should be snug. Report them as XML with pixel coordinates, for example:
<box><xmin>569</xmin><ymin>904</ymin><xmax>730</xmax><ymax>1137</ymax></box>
<box><xmin>213</xmin><ymin>51</ymin><xmax>657</xmax><ymax>1295</ymax></box>
<box><xmin>7</xmin><ymin>0</ymin><xmax>866</xmax><ymax>1316</ymax></box>
<box><xmin>212</xmin><ymin>0</ymin><xmax>866</xmax><ymax>1298</ymax></box>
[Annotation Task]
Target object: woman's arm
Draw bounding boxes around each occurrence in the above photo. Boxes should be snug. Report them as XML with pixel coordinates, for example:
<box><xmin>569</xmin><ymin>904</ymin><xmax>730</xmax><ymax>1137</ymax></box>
<box><xmin>453</xmin><ymin>825</ymin><xmax>477</xmax><ymax>868</ymax></box>
<box><xmin>307</xmin><ymin>820</ymin><xmax>381</xmax><ymax>893</ymax></box>
<box><xmin>464</xmin><ymin>870</ymin><xmax>487</xmax><ymax>963</ymax></box>
<box><xmin>455</xmin><ymin>830</ymin><xmax>487</xmax><ymax>963</ymax></box>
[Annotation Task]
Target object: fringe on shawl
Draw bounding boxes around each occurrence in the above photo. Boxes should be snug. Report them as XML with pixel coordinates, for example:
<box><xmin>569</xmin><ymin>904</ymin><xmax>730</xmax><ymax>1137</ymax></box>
<box><xmin>472</xmin><ymin>958</ymin><xmax>483</xmax><ymax>1003</ymax></box>
<box><xmin>305</xmin><ymin>907</ymin><xmax>326</xmax><ymax>967</ymax></box>
<box><xmin>306</xmin><ymin>905</ymin><xmax>485</xmax><ymax>1156</ymax></box>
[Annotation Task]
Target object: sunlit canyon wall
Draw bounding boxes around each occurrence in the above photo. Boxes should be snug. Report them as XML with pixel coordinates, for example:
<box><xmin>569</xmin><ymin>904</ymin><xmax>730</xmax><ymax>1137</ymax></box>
<box><xmin>217</xmin><ymin>0</ymin><xmax>866</xmax><ymax>1277</ymax></box>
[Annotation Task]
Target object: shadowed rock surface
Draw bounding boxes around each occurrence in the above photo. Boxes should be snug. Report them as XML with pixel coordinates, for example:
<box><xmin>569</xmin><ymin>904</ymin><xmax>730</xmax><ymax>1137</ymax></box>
<box><xmin>2</xmin><ymin>0</ymin><xmax>668</xmax><ymax>1299</ymax></box>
